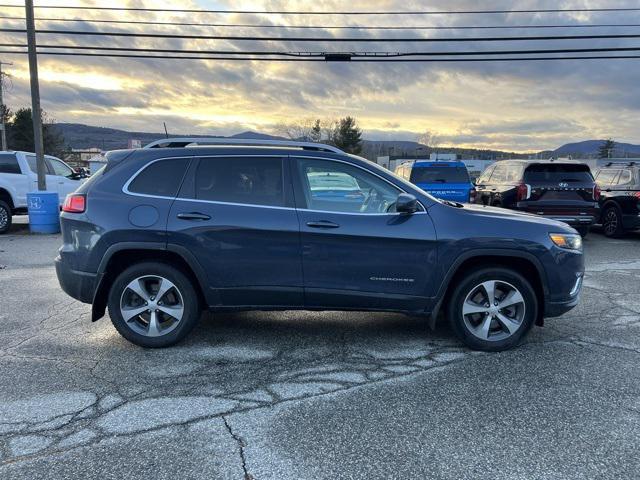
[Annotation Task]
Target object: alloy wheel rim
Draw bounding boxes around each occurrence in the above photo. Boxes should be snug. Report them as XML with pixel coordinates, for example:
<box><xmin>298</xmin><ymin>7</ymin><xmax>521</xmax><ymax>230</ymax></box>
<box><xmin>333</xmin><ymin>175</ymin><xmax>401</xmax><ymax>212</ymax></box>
<box><xmin>604</xmin><ymin>210</ymin><xmax>618</xmax><ymax>235</ymax></box>
<box><xmin>119</xmin><ymin>275</ymin><xmax>184</xmax><ymax>337</ymax></box>
<box><xmin>462</xmin><ymin>280</ymin><xmax>526</xmax><ymax>342</ymax></box>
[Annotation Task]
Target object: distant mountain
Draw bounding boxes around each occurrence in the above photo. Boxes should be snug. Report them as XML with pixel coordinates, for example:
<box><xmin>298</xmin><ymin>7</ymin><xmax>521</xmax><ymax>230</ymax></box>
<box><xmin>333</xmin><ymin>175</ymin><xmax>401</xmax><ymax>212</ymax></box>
<box><xmin>52</xmin><ymin>123</ymin><xmax>639</xmax><ymax>160</ymax></box>
<box><xmin>53</xmin><ymin>123</ymin><xmax>284</xmax><ymax>150</ymax></box>
<box><xmin>52</xmin><ymin>123</ymin><xmax>526</xmax><ymax>159</ymax></box>
<box><xmin>552</xmin><ymin>140</ymin><xmax>640</xmax><ymax>157</ymax></box>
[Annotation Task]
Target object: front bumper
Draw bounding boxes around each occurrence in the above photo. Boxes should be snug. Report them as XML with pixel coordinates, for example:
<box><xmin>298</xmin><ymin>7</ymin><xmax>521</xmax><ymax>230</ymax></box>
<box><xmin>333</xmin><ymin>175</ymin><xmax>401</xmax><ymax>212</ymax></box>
<box><xmin>55</xmin><ymin>256</ymin><xmax>98</xmax><ymax>304</ymax></box>
<box><xmin>544</xmin><ymin>274</ymin><xmax>583</xmax><ymax>318</ymax></box>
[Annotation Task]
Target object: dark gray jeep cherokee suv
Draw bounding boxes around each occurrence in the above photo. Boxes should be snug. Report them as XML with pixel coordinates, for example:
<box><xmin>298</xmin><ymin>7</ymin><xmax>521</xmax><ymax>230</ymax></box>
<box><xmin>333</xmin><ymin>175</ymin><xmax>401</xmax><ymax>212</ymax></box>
<box><xmin>55</xmin><ymin>139</ymin><xmax>584</xmax><ymax>351</ymax></box>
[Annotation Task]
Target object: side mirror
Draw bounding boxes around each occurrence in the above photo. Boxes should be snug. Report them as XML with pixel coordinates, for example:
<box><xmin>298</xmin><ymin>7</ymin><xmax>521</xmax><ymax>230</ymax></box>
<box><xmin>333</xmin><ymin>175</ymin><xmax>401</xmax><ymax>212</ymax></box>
<box><xmin>396</xmin><ymin>193</ymin><xmax>419</xmax><ymax>214</ymax></box>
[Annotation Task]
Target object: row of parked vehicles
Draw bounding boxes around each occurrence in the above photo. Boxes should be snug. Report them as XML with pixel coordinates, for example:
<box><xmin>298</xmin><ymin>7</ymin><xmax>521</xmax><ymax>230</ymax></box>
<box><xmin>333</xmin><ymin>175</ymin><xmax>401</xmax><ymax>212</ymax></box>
<box><xmin>394</xmin><ymin>158</ymin><xmax>640</xmax><ymax>237</ymax></box>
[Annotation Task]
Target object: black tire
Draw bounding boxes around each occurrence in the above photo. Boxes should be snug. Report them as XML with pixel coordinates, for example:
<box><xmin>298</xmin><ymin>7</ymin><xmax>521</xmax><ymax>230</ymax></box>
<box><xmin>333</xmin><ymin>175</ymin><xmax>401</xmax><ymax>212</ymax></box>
<box><xmin>0</xmin><ymin>200</ymin><xmax>12</xmax><ymax>234</ymax></box>
<box><xmin>107</xmin><ymin>262</ymin><xmax>201</xmax><ymax>348</ymax></box>
<box><xmin>446</xmin><ymin>267</ymin><xmax>538</xmax><ymax>352</ymax></box>
<box><xmin>576</xmin><ymin>226</ymin><xmax>589</xmax><ymax>238</ymax></box>
<box><xmin>602</xmin><ymin>205</ymin><xmax>625</xmax><ymax>238</ymax></box>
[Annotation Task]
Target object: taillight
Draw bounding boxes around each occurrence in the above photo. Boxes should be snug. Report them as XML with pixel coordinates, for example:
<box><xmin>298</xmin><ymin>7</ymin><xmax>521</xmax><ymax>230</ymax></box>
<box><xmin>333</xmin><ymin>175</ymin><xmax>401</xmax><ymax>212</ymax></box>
<box><xmin>593</xmin><ymin>185</ymin><xmax>601</xmax><ymax>201</ymax></box>
<box><xmin>516</xmin><ymin>183</ymin><xmax>529</xmax><ymax>201</ymax></box>
<box><xmin>633</xmin><ymin>191</ymin><xmax>640</xmax><ymax>200</ymax></box>
<box><xmin>469</xmin><ymin>187</ymin><xmax>477</xmax><ymax>203</ymax></box>
<box><xmin>62</xmin><ymin>194</ymin><xmax>86</xmax><ymax>213</ymax></box>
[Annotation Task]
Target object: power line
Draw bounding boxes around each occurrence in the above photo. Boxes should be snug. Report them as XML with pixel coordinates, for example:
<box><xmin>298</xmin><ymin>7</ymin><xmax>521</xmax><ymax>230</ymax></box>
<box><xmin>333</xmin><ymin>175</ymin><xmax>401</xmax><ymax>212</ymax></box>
<box><xmin>1</xmin><ymin>4</ymin><xmax>640</xmax><ymax>15</ymax></box>
<box><xmin>2</xmin><ymin>15</ymin><xmax>640</xmax><ymax>30</ymax></box>
<box><xmin>4</xmin><ymin>42</ymin><xmax>640</xmax><ymax>58</ymax></box>
<box><xmin>4</xmin><ymin>28</ymin><xmax>640</xmax><ymax>43</ymax></box>
<box><xmin>2</xmin><ymin>50</ymin><xmax>640</xmax><ymax>62</ymax></box>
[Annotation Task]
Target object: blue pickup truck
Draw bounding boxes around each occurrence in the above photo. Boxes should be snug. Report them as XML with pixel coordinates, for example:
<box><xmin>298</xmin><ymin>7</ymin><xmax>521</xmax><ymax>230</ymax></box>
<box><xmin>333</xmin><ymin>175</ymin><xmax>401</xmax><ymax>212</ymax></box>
<box><xmin>395</xmin><ymin>160</ymin><xmax>476</xmax><ymax>203</ymax></box>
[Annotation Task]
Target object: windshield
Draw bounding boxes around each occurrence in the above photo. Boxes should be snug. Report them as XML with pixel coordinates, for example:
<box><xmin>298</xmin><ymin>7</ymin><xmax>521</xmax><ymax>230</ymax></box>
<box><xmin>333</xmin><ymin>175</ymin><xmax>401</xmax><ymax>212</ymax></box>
<box><xmin>410</xmin><ymin>166</ymin><xmax>470</xmax><ymax>184</ymax></box>
<box><xmin>523</xmin><ymin>164</ymin><xmax>593</xmax><ymax>183</ymax></box>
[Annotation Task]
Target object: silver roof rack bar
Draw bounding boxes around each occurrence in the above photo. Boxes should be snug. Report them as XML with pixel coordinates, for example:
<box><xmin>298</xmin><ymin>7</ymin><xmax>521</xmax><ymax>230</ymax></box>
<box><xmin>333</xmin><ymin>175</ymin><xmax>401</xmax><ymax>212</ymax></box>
<box><xmin>143</xmin><ymin>137</ymin><xmax>344</xmax><ymax>154</ymax></box>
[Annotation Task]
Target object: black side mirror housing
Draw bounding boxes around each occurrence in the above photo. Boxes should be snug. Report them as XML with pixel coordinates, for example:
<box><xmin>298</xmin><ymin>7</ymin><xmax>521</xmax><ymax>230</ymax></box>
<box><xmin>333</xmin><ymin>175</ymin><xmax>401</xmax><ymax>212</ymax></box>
<box><xmin>396</xmin><ymin>193</ymin><xmax>419</xmax><ymax>214</ymax></box>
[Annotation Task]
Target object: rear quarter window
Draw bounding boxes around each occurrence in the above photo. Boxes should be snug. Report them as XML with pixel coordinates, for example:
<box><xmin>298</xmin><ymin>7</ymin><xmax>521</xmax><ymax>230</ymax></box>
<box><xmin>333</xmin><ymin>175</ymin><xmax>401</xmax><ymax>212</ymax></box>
<box><xmin>127</xmin><ymin>158</ymin><xmax>190</xmax><ymax>197</ymax></box>
<box><xmin>0</xmin><ymin>153</ymin><xmax>20</xmax><ymax>174</ymax></box>
<box><xmin>524</xmin><ymin>164</ymin><xmax>593</xmax><ymax>183</ymax></box>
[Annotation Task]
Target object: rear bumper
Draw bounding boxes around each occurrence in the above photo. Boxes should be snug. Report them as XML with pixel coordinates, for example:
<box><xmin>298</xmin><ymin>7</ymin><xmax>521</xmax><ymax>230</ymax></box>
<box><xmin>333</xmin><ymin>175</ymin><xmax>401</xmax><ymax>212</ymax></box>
<box><xmin>55</xmin><ymin>256</ymin><xmax>98</xmax><ymax>304</ymax></box>
<box><xmin>622</xmin><ymin>213</ymin><xmax>640</xmax><ymax>230</ymax></box>
<box><xmin>515</xmin><ymin>204</ymin><xmax>600</xmax><ymax>227</ymax></box>
<box><xmin>542</xmin><ymin>215</ymin><xmax>596</xmax><ymax>226</ymax></box>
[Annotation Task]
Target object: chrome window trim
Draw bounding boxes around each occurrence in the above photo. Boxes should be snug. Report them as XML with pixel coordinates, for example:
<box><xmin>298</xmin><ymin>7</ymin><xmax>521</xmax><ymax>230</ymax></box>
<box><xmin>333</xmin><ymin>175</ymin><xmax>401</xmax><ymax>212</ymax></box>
<box><xmin>122</xmin><ymin>154</ymin><xmax>428</xmax><ymax>216</ymax></box>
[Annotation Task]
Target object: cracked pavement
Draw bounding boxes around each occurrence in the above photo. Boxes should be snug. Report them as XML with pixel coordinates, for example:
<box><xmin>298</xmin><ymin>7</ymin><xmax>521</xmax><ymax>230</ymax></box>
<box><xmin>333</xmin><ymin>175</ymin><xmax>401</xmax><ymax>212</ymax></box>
<box><xmin>1</xmin><ymin>218</ymin><xmax>639</xmax><ymax>479</ymax></box>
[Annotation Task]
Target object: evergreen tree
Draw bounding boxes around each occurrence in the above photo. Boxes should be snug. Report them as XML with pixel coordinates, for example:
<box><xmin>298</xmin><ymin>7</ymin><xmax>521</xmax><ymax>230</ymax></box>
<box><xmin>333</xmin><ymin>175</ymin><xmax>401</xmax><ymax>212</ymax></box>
<box><xmin>331</xmin><ymin>116</ymin><xmax>363</xmax><ymax>154</ymax></box>
<box><xmin>7</xmin><ymin>108</ymin><xmax>66</xmax><ymax>158</ymax></box>
<box><xmin>598</xmin><ymin>138</ymin><xmax>616</xmax><ymax>159</ymax></box>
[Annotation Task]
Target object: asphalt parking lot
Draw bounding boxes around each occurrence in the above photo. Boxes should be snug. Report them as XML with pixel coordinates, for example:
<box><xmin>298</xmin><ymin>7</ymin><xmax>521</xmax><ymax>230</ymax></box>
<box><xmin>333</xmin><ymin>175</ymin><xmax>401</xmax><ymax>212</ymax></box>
<box><xmin>1</xmin><ymin>217</ymin><xmax>639</xmax><ymax>480</ymax></box>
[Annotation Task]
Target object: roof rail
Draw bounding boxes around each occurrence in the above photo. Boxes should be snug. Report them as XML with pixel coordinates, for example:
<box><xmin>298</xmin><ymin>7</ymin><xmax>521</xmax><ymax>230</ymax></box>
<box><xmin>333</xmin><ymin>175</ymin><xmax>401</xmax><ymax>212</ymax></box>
<box><xmin>605</xmin><ymin>161</ymin><xmax>637</xmax><ymax>166</ymax></box>
<box><xmin>142</xmin><ymin>137</ymin><xmax>344</xmax><ymax>154</ymax></box>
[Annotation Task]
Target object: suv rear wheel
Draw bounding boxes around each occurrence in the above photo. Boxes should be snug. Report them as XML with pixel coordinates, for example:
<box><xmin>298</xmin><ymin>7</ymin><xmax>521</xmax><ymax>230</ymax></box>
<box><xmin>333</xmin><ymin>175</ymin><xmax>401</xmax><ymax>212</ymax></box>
<box><xmin>447</xmin><ymin>267</ymin><xmax>537</xmax><ymax>351</ymax></box>
<box><xmin>602</xmin><ymin>205</ymin><xmax>624</xmax><ymax>238</ymax></box>
<box><xmin>107</xmin><ymin>262</ymin><xmax>201</xmax><ymax>347</ymax></box>
<box><xmin>0</xmin><ymin>200</ymin><xmax>12</xmax><ymax>234</ymax></box>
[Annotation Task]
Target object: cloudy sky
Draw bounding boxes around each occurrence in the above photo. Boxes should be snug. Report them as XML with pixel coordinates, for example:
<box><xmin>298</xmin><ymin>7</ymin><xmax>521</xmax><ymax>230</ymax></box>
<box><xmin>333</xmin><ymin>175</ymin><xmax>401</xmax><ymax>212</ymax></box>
<box><xmin>1</xmin><ymin>0</ymin><xmax>639</xmax><ymax>151</ymax></box>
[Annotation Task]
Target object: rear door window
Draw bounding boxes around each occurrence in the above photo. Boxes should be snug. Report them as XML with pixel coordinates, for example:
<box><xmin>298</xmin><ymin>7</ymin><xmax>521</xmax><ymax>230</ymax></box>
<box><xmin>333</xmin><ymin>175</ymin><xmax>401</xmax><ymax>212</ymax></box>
<box><xmin>489</xmin><ymin>163</ymin><xmax>508</xmax><ymax>184</ymax></box>
<box><xmin>0</xmin><ymin>153</ymin><xmax>20</xmax><ymax>174</ymax></box>
<box><xmin>127</xmin><ymin>158</ymin><xmax>190</xmax><ymax>197</ymax></box>
<box><xmin>476</xmin><ymin>165</ymin><xmax>495</xmax><ymax>184</ymax></box>
<box><xmin>615</xmin><ymin>169</ymin><xmax>633</xmax><ymax>186</ymax></box>
<box><xmin>193</xmin><ymin>156</ymin><xmax>284</xmax><ymax>207</ymax></box>
<box><xmin>524</xmin><ymin>164</ymin><xmax>593</xmax><ymax>183</ymax></box>
<box><xmin>409</xmin><ymin>166</ymin><xmax>470</xmax><ymax>184</ymax></box>
<box><xmin>594</xmin><ymin>169</ymin><xmax>620</xmax><ymax>186</ymax></box>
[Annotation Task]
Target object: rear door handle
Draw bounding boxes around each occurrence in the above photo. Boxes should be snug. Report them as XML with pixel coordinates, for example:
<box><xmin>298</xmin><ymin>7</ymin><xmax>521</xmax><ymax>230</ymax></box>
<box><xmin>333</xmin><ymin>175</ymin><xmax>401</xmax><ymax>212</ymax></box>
<box><xmin>306</xmin><ymin>220</ymin><xmax>340</xmax><ymax>229</ymax></box>
<box><xmin>177</xmin><ymin>212</ymin><xmax>211</xmax><ymax>221</ymax></box>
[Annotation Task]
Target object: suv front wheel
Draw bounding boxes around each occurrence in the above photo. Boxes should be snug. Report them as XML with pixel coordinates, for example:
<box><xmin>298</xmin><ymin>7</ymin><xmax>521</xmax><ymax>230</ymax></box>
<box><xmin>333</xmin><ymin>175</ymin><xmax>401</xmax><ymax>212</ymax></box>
<box><xmin>447</xmin><ymin>267</ymin><xmax>537</xmax><ymax>351</ymax></box>
<box><xmin>107</xmin><ymin>262</ymin><xmax>201</xmax><ymax>347</ymax></box>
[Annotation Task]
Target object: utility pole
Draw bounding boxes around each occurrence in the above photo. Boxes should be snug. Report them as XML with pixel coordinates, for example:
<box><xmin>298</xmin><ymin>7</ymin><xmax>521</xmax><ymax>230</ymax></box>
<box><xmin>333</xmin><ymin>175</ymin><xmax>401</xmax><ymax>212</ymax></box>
<box><xmin>25</xmin><ymin>0</ymin><xmax>46</xmax><ymax>191</ymax></box>
<box><xmin>0</xmin><ymin>61</ymin><xmax>12</xmax><ymax>151</ymax></box>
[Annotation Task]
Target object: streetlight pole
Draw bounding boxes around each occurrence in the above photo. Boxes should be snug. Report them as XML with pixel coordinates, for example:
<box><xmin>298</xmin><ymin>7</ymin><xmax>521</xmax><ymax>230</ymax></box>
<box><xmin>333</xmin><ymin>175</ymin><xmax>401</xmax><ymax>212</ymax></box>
<box><xmin>0</xmin><ymin>60</ymin><xmax>12</xmax><ymax>151</ymax></box>
<box><xmin>25</xmin><ymin>0</ymin><xmax>46</xmax><ymax>191</ymax></box>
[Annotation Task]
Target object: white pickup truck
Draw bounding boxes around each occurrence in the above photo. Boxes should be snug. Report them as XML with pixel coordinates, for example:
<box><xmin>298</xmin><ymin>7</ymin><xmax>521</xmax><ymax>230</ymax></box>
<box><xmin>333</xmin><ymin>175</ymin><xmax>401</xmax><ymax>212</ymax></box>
<box><xmin>0</xmin><ymin>151</ymin><xmax>83</xmax><ymax>233</ymax></box>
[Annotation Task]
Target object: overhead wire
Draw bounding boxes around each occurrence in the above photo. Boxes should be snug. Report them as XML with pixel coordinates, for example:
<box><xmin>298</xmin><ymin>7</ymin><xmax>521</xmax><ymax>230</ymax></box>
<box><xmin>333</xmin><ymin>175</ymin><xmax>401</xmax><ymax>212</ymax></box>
<box><xmin>3</xmin><ymin>28</ymin><xmax>640</xmax><ymax>42</ymax></box>
<box><xmin>1</xmin><ymin>4</ymin><xmax>640</xmax><ymax>15</ymax></box>
<box><xmin>1</xmin><ymin>15</ymin><xmax>640</xmax><ymax>30</ymax></box>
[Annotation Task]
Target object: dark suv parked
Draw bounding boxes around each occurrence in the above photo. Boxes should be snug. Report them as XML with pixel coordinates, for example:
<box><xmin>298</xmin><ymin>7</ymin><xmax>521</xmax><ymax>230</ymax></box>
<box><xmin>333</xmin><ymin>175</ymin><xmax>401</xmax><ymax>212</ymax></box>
<box><xmin>55</xmin><ymin>139</ymin><xmax>584</xmax><ymax>351</ymax></box>
<box><xmin>594</xmin><ymin>162</ymin><xmax>640</xmax><ymax>237</ymax></box>
<box><xmin>474</xmin><ymin>160</ymin><xmax>600</xmax><ymax>236</ymax></box>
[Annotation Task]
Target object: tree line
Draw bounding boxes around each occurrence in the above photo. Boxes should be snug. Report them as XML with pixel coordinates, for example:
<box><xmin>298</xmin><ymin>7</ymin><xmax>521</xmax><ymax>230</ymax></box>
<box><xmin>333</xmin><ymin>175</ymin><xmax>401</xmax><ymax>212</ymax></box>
<box><xmin>276</xmin><ymin>116</ymin><xmax>364</xmax><ymax>154</ymax></box>
<box><xmin>1</xmin><ymin>105</ymin><xmax>66</xmax><ymax>158</ymax></box>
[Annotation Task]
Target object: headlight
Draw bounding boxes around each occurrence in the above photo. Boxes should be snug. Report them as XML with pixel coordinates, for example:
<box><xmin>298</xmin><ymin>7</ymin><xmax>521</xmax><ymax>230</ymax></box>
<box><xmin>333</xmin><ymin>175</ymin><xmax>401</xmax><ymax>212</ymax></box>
<box><xmin>549</xmin><ymin>233</ymin><xmax>582</xmax><ymax>251</ymax></box>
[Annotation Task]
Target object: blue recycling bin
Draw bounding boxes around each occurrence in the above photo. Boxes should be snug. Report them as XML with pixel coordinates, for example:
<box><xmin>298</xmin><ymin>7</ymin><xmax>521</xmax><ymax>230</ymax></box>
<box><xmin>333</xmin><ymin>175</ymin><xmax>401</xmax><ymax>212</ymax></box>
<box><xmin>27</xmin><ymin>191</ymin><xmax>60</xmax><ymax>234</ymax></box>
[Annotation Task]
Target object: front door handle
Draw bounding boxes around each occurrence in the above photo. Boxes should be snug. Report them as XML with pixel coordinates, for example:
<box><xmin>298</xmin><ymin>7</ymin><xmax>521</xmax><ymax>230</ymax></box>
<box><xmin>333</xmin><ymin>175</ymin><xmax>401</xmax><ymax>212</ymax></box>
<box><xmin>177</xmin><ymin>212</ymin><xmax>211</xmax><ymax>221</ymax></box>
<box><xmin>306</xmin><ymin>220</ymin><xmax>340</xmax><ymax>229</ymax></box>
